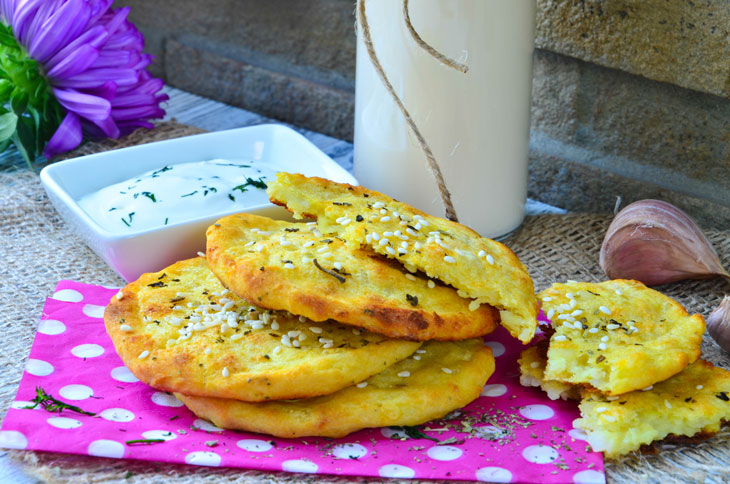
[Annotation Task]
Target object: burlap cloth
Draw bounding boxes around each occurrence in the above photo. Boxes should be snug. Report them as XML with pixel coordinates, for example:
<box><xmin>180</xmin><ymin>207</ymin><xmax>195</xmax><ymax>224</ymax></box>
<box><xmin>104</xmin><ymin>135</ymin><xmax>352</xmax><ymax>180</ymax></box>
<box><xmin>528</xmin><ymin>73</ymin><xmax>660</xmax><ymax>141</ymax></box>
<box><xmin>1</xmin><ymin>122</ymin><xmax>729</xmax><ymax>484</ymax></box>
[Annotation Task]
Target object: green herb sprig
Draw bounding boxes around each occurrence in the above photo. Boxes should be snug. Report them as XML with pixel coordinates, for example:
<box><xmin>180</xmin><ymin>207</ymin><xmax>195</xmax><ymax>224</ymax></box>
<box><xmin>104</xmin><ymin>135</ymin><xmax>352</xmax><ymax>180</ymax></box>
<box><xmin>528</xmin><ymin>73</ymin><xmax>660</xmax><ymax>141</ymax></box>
<box><xmin>23</xmin><ymin>386</ymin><xmax>95</xmax><ymax>416</ymax></box>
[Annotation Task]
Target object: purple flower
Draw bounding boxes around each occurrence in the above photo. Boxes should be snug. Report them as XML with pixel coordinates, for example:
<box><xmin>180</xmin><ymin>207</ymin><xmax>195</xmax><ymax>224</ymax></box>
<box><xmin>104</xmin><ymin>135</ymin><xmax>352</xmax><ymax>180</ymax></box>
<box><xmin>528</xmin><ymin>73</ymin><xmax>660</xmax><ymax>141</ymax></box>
<box><xmin>0</xmin><ymin>0</ymin><xmax>167</xmax><ymax>158</ymax></box>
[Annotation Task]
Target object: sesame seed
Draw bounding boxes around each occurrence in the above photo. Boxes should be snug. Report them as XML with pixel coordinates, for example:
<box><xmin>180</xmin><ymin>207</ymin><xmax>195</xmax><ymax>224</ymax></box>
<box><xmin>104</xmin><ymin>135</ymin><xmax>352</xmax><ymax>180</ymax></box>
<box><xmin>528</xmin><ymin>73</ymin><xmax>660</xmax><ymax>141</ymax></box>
<box><xmin>138</xmin><ymin>350</ymin><xmax>150</xmax><ymax>359</ymax></box>
<box><xmin>120</xmin><ymin>324</ymin><xmax>133</xmax><ymax>332</ymax></box>
<box><xmin>317</xmin><ymin>247</ymin><xmax>328</xmax><ymax>253</ymax></box>
<box><xmin>588</xmin><ymin>327</ymin><xmax>599</xmax><ymax>333</ymax></box>
<box><xmin>365</xmin><ymin>234</ymin><xmax>372</xmax><ymax>243</ymax></box>
<box><xmin>272</xmin><ymin>346</ymin><xmax>281</xmax><ymax>355</ymax></box>
<box><xmin>546</xmin><ymin>308</ymin><xmax>556</xmax><ymax>320</ymax></box>
<box><xmin>204</xmin><ymin>348</ymin><xmax>212</xmax><ymax>355</ymax></box>
<box><xmin>397</xmin><ymin>371</ymin><xmax>411</xmax><ymax>378</ymax></box>
<box><xmin>292</xmin><ymin>339</ymin><xmax>300</xmax><ymax>348</ymax></box>
<box><xmin>416</xmin><ymin>349</ymin><xmax>426</xmax><ymax>354</ymax></box>
<box><xmin>169</xmin><ymin>317</ymin><xmax>182</xmax><ymax>326</ymax></box>
<box><xmin>598</xmin><ymin>343</ymin><xmax>607</xmax><ymax>350</ymax></box>
<box><xmin>385</xmin><ymin>246</ymin><xmax>395</xmax><ymax>255</ymax></box>
<box><xmin>339</xmin><ymin>218</ymin><xmax>352</xmax><ymax>226</ymax></box>
<box><xmin>468</xmin><ymin>300</ymin><xmax>480</xmax><ymax>311</ymax></box>
<box><xmin>255</xmin><ymin>245</ymin><xmax>264</xmax><ymax>252</ymax></box>
<box><xmin>606</xmin><ymin>323</ymin><xmax>620</xmax><ymax>330</ymax></box>
<box><xmin>397</xmin><ymin>247</ymin><xmax>407</xmax><ymax>255</ymax></box>
<box><xmin>601</xmin><ymin>335</ymin><xmax>609</xmax><ymax>342</ymax></box>
<box><xmin>378</xmin><ymin>238</ymin><xmax>389</xmax><ymax>247</ymax></box>
<box><xmin>115</xmin><ymin>291</ymin><xmax>124</xmax><ymax>300</ymax></box>
<box><xmin>414</xmin><ymin>223</ymin><xmax>422</xmax><ymax>230</ymax></box>
<box><xmin>595</xmin><ymin>406</ymin><xmax>607</xmax><ymax>413</ymax></box>
<box><xmin>333</xmin><ymin>262</ymin><xmax>343</xmax><ymax>270</ymax></box>
<box><xmin>321</xmin><ymin>252</ymin><xmax>332</xmax><ymax>258</ymax></box>
<box><xmin>571</xmin><ymin>310</ymin><xmax>583</xmax><ymax>317</ymax></box>
<box><xmin>380</xmin><ymin>216</ymin><xmax>391</xmax><ymax>222</ymax></box>
<box><xmin>271</xmin><ymin>321</ymin><xmax>280</xmax><ymax>330</ymax></box>
<box><xmin>569</xmin><ymin>299</ymin><xmax>577</xmax><ymax>308</ymax></box>
<box><xmin>599</xmin><ymin>306</ymin><xmax>612</xmax><ymax>315</ymax></box>
<box><xmin>642</xmin><ymin>385</ymin><xmax>653</xmax><ymax>391</ymax></box>
<box><xmin>310</xmin><ymin>326</ymin><xmax>323</xmax><ymax>334</ymax></box>
<box><xmin>371</xmin><ymin>232</ymin><xmax>380</xmax><ymax>240</ymax></box>
<box><xmin>400</xmin><ymin>241</ymin><xmax>408</xmax><ymax>248</ymax></box>
<box><xmin>230</xmin><ymin>333</ymin><xmax>243</xmax><ymax>341</ymax></box>
<box><xmin>486</xmin><ymin>254</ymin><xmax>495</xmax><ymax>265</ymax></box>
<box><xmin>477</xmin><ymin>250</ymin><xmax>486</xmax><ymax>258</ymax></box>
<box><xmin>222</xmin><ymin>367</ymin><xmax>229</xmax><ymax>377</ymax></box>
<box><xmin>413</xmin><ymin>355</ymin><xmax>421</xmax><ymax>360</ymax></box>
<box><xmin>380</xmin><ymin>209</ymin><xmax>387</xmax><ymax>215</ymax></box>
<box><xmin>444</xmin><ymin>255</ymin><xmax>456</xmax><ymax>263</ymax></box>
<box><xmin>383</xmin><ymin>231</ymin><xmax>394</xmax><ymax>237</ymax></box>
<box><xmin>244</xmin><ymin>241</ymin><xmax>255</xmax><ymax>247</ymax></box>
<box><xmin>356</xmin><ymin>382</ymin><xmax>368</xmax><ymax>388</ymax></box>
<box><xmin>442</xmin><ymin>368</ymin><xmax>453</xmax><ymax>374</ymax></box>
<box><xmin>373</xmin><ymin>201</ymin><xmax>385</xmax><ymax>209</ymax></box>
<box><xmin>427</xmin><ymin>280</ymin><xmax>435</xmax><ymax>289</ymax></box>
<box><xmin>197</xmin><ymin>251</ymin><xmax>205</xmax><ymax>257</ymax></box>
<box><xmin>542</xmin><ymin>296</ymin><xmax>553</xmax><ymax>302</ymax></box>
<box><xmin>607</xmin><ymin>396</ymin><xmax>620</xmax><ymax>401</ymax></box>
<box><xmin>405</xmin><ymin>274</ymin><xmax>416</xmax><ymax>281</ymax></box>
<box><xmin>554</xmin><ymin>335</ymin><xmax>567</xmax><ymax>342</ymax></box>
<box><xmin>284</xmin><ymin>263</ymin><xmax>295</xmax><ymax>269</ymax></box>
<box><xmin>603</xmin><ymin>415</ymin><xmax>617</xmax><ymax>422</ymax></box>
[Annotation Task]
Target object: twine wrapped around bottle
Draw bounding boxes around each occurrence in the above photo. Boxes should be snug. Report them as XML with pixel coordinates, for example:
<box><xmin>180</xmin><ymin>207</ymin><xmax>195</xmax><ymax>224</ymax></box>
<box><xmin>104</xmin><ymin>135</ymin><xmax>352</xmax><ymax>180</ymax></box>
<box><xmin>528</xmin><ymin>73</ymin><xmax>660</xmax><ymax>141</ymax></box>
<box><xmin>356</xmin><ymin>0</ymin><xmax>467</xmax><ymax>222</ymax></box>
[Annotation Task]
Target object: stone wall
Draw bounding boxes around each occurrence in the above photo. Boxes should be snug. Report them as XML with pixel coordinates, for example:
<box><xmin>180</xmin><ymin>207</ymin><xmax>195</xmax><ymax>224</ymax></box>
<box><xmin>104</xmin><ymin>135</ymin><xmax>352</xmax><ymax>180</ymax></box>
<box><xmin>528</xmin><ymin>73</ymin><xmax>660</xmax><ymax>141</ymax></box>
<box><xmin>115</xmin><ymin>0</ymin><xmax>730</xmax><ymax>229</ymax></box>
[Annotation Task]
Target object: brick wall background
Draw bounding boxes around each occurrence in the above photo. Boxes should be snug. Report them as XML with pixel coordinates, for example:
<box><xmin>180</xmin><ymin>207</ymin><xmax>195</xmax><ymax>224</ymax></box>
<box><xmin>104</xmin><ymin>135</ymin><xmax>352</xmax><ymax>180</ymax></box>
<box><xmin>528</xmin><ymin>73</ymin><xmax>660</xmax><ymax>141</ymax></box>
<box><xmin>115</xmin><ymin>0</ymin><xmax>730</xmax><ymax>228</ymax></box>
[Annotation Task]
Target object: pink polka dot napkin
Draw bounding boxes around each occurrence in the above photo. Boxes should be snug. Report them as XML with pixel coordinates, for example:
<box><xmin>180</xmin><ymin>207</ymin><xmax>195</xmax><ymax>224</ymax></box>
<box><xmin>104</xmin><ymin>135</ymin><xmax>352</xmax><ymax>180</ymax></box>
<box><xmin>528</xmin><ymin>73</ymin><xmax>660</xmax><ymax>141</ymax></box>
<box><xmin>0</xmin><ymin>281</ymin><xmax>604</xmax><ymax>483</ymax></box>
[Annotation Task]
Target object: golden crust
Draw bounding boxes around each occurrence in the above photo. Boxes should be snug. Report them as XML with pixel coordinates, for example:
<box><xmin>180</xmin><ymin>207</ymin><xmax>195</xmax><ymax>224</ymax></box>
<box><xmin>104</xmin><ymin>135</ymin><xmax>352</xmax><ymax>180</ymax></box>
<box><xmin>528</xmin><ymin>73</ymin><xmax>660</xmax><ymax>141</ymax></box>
<box><xmin>538</xmin><ymin>279</ymin><xmax>705</xmax><ymax>395</ymax></box>
<box><xmin>266</xmin><ymin>172</ymin><xmax>538</xmax><ymax>343</ymax></box>
<box><xmin>575</xmin><ymin>360</ymin><xmax>730</xmax><ymax>458</ymax></box>
<box><xmin>104</xmin><ymin>257</ymin><xmax>421</xmax><ymax>402</ymax></box>
<box><xmin>176</xmin><ymin>339</ymin><xmax>495</xmax><ymax>438</ymax></box>
<box><xmin>206</xmin><ymin>213</ymin><xmax>499</xmax><ymax>341</ymax></box>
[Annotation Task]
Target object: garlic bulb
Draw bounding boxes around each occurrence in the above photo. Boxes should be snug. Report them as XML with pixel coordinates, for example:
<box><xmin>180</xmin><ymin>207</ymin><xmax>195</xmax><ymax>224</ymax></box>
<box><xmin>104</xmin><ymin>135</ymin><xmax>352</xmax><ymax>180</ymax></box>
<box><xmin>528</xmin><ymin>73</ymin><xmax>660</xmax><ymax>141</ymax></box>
<box><xmin>600</xmin><ymin>199</ymin><xmax>729</xmax><ymax>286</ymax></box>
<box><xmin>707</xmin><ymin>296</ymin><xmax>730</xmax><ymax>352</ymax></box>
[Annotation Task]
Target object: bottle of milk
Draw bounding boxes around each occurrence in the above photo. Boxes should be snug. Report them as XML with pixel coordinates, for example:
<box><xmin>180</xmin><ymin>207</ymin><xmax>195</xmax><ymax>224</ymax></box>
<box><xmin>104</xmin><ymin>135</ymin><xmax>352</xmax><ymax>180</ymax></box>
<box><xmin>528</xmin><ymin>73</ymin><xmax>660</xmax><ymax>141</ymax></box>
<box><xmin>354</xmin><ymin>0</ymin><xmax>536</xmax><ymax>238</ymax></box>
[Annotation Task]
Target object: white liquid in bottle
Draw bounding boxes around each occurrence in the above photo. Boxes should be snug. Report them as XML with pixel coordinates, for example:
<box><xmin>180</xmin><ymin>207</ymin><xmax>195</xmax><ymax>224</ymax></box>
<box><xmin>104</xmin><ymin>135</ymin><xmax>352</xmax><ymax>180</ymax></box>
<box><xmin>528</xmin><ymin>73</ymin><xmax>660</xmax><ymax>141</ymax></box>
<box><xmin>354</xmin><ymin>0</ymin><xmax>536</xmax><ymax>238</ymax></box>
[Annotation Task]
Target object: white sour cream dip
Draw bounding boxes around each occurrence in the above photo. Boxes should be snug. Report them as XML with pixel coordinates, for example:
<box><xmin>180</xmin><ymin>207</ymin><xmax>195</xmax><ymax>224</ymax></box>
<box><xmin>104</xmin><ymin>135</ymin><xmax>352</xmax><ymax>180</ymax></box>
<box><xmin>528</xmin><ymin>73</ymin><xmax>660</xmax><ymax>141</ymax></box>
<box><xmin>78</xmin><ymin>159</ymin><xmax>277</xmax><ymax>232</ymax></box>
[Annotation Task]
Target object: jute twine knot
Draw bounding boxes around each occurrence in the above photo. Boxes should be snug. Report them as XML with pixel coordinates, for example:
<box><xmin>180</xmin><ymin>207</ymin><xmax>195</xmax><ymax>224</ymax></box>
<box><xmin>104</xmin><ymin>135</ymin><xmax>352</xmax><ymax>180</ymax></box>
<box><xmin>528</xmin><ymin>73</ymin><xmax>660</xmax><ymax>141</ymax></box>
<box><xmin>357</xmin><ymin>0</ymin><xmax>467</xmax><ymax>222</ymax></box>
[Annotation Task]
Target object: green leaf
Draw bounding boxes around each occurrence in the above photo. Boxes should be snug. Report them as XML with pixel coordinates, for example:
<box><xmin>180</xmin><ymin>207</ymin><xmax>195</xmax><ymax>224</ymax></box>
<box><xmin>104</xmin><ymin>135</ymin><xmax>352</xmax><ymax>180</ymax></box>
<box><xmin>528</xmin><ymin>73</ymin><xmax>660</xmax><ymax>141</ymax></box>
<box><xmin>0</xmin><ymin>30</ymin><xmax>16</xmax><ymax>48</ymax></box>
<box><xmin>0</xmin><ymin>112</ymin><xmax>17</xmax><ymax>142</ymax></box>
<box><xmin>10</xmin><ymin>87</ymin><xmax>28</xmax><ymax>115</ymax></box>
<box><xmin>13</xmin><ymin>116</ymin><xmax>37</xmax><ymax>168</ymax></box>
<box><xmin>0</xmin><ymin>79</ymin><xmax>12</xmax><ymax>102</ymax></box>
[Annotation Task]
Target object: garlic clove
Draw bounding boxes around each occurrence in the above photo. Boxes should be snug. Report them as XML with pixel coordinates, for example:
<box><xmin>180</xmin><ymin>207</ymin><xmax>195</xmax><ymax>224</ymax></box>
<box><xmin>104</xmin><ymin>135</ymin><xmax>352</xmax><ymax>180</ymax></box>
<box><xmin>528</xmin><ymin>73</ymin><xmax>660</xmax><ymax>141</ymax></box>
<box><xmin>600</xmin><ymin>199</ymin><xmax>730</xmax><ymax>286</ymax></box>
<box><xmin>707</xmin><ymin>296</ymin><xmax>730</xmax><ymax>352</ymax></box>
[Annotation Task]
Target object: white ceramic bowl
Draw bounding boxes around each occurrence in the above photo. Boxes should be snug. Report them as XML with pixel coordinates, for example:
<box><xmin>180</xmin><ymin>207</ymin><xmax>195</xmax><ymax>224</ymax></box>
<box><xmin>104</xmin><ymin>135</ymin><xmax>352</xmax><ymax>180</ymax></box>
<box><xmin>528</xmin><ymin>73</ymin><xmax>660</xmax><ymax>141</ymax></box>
<box><xmin>40</xmin><ymin>124</ymin><xmax>357</xmax><ymax>282</ymax></box>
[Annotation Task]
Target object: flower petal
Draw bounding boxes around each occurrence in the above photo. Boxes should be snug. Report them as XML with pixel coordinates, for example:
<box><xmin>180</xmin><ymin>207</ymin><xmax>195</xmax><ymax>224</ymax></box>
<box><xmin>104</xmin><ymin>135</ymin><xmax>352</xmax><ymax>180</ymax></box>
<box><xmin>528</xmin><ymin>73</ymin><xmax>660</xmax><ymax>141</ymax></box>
<box><xmin>91</xmin><ymin>48</ymin><xmax>138</xmax><ymax>69</ymax></box>
<box><xmin>44</xmin><ymin>111</ymin><xmax>82</xmax><ymax>158</ymax></box>
<box><xmin>46</xmin><ymin>44</ymin><xmax>99</xmax><ymax>80</ymax></box>
<box><xmin>29</xmin><ymin>0</ymin><xmax>90</xmax><ymax>62</ymax></box>
<box><xmin>86</xmin><ymin>113</ymin><xmax>120</xmax><ymax>138</ymax></box>
<box><xmin>45</xmin><ymin>25</ymin><xmax>108</xmax><ymax>70</ymax></box>
<box><xmin>53</xmin><ymin>68</ymin><xmax>138</xmax><ymax>89</ymax></box>
<box><xmin>83</xmin><ymin>81</ymin><xmax>117</xmax><ymax>101</ymax></box>
<box><xmin>111</xmin><ymin>105</ymin><xmax>165</xmax><ymax>121</ymax></box>
<box><xmin>53</xmin><ymin>87</ymin><xmax>111</xmax><ymax>121</ymax></box>
<box><xmin>12</xmin><ymin>0</ymin><xmax>45</xmax><ymax>44</ymax></box>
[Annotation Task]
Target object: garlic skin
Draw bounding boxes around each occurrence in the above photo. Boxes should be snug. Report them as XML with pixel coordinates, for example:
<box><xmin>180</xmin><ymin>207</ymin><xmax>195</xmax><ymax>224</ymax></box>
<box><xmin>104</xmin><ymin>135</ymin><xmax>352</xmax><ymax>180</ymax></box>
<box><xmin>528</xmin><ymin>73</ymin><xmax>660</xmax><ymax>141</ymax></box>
<box><xmin>707</xmin><ymin>296</ymin><xmax>730</xmax><ymax>352</ymax></box>
<box><xmin>600</xmin><ymin>200</ymin><xmax>730</xmax><ymax>286</ymax></box>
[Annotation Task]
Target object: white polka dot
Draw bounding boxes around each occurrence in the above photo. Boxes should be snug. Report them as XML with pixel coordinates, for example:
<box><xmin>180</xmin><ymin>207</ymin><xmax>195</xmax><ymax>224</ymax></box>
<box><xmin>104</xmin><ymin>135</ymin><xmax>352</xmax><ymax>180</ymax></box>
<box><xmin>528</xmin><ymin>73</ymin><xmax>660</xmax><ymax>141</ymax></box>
<box><xmin>82</xmin><ymin>304</ymin><xmax>106</xmax><ymax>319</ymax></box>
<box><xmin>11</xmin><ymin>401</ymin><xmax>38</xmax><ymax>410</ymax></box>
<box><xmin>332</xmin><ymin>443</ymin><xmax>368</xmax><ymax>459</ymax></box>
<box><xmin>87</xmin><ymin>439</ymin><xmax>125</xmax><ymax>458</ymax></box>
<box><xmin>380</xmin><ymin>427</ymin><xmax>408</xmax><ymax>439</ymax></box>
<box><xmin>111</xmin><ymin>366</ymin><xmax>139</xmax><ymax>383</ymax></box>
<box><xmin>47</xmin><ymin>417</ymin><xmax>82</xmax><ymax>429</ymax></box>
<box><xmin>52</xmin><ymin>289</ymin><xmax>83</xmax><ymax>302</ymax></box>
<box><xmin>474</xmin><ymin>425</ymin><xmax>505</xmax><ymax>440</ymax></box>
<box><xmin>0</xmin><ymin>430</ymin><xmax>27</xmax><ymax>449</ymax></box>
<box><xmin>25</xmin><ymin>359</ymin><xmax>54</xmax><ymax>376</ymax></box>
<box><xmin>237</xmin><ymin>439</ymin><xmax>272</xmax><ymax>452</ymax></box>
<box><xmin>427</xmin><ymin>445</ymin><xmax>463</xmax><ymax>461</ymax></box>
<box><xmin>71</xmin><ymin>343</ymin><xmax>104</xmax><ymax>358</ymax></box>
<box><xmin>184</xmin><ymin>451</ymin><xmax>221</xmax><ymax>467</ymax></box>
<box><xmin>484</xmin><ymin>341</ymin><xmax>505</xmax><ymax>357</ymax></box>
<box><xmin>151</xmin><ymin>392</ymin><xmax>184</xmax><ymax>407</ymax></box>
<box><xmin>522</xmin><ymin>444</ymin><xmax>560</xmax><ymax>464</ymax></box>
<box><xmin>481</xmin><ymin>384</ymin><xmax>507</xmax><ymax>397</ymax></box>
<box><xmin>281</xmin><ymin>459</ymin><xmax>318</xmax><ymax>473</ymax></box>
<box><xmin>142</xmin><ymin>430</ymin><xmax>177</xmax><ymax>441</ymax></box>
<box><xmin>520</xmin><ymin>404</ymin><xmax>555</xmax><ymax>420</ymax></box>
<box><xmin>37</xmin><ymin>319</ymin><xmax>66</xmax><ymax>335</ymax></box>
<box><xmin>193</xmin><ymin>419</ymin><xmax>223</xmax><ymax>432</ymax></box>
<box><xmin>573</xmin><ymin>469</ymin><xmax>606</xmax><ymax>484</ymax></box>
<box><xmin>476</xmin><ymin>466</ymin><xmax>513</xmax><ymax>483</ymax></box>
<box><xmin>59</xmin><ymin>384</ymin><xmax>93</xmax><ymax>400</ymax></box>
<box><xmin>378</xmin><ymin>464</ymin><xmax>415</xmax><ymax>478</ymax></box>
<box><xmin>100</xmin><ymin>408</ymin><xmax>135</xmax><ymax>422</ymax></box>
<box><xmin>569</xmin><ymin>428</ymin><xmax>589</xmax><ymax>441</ymax></box>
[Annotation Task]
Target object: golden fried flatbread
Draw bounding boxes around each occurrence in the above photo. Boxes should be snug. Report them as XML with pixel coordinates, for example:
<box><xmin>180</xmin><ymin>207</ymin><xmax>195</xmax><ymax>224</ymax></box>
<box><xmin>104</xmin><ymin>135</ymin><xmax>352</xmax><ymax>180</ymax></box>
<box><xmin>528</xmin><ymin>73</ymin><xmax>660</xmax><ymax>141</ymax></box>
<box><xmin>538</xmin><ymin>279</ymin><xmax>704</xmax><ymax>395</ymax></box>
<box><xmin>576</xmin><ymin>360</ymin><xmax>730</xmax><ymax>458</ymax></box>
<box><xmin>266</xmin><ymin>172</ymin><xmax>538</xmax><ymax>343</ymax></box>
<box><xmin>206</xmin><ymin>213</ymin><xmax>499</xmax><ymax>341</ymax></box>
<box><xmin>104</xmin><ymin>257</ymin><xmax>421</xmax><ymax>402</ymax></box>
<box><xmin>518</xmin><ymin>343</ymin><xmax>580</xmax><ymax>401</ymax></box>
<box><xmin>176</xmin><ymin>339</ymin><xmax>495</xmax><ymax>438</ymax></box>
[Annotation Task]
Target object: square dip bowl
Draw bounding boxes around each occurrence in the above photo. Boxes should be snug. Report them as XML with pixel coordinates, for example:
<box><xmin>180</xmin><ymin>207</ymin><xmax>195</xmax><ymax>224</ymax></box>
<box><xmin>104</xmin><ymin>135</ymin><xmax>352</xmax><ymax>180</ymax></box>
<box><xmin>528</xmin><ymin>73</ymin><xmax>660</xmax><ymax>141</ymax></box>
<box><xmin>40</xmin><ymin>124</ymin><xmax>357</xmax><ymax>282</ymax></box>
